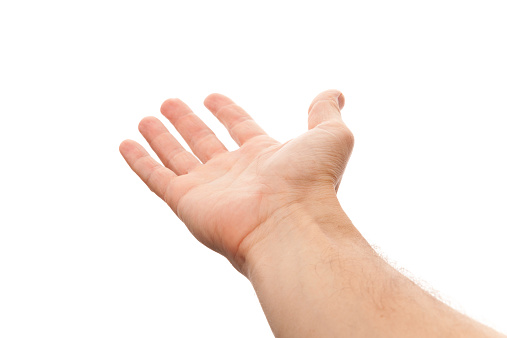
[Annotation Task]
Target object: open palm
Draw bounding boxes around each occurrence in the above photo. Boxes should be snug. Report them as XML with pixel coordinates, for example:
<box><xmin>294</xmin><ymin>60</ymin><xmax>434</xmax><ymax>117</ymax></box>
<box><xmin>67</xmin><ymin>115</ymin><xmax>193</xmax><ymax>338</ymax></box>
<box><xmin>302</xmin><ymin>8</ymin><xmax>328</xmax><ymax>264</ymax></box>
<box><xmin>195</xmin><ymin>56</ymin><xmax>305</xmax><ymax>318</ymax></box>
<box><xmin>119</xmin><ymin>90</ymin><xmax>354</xmax><ymax>272</ymax></box>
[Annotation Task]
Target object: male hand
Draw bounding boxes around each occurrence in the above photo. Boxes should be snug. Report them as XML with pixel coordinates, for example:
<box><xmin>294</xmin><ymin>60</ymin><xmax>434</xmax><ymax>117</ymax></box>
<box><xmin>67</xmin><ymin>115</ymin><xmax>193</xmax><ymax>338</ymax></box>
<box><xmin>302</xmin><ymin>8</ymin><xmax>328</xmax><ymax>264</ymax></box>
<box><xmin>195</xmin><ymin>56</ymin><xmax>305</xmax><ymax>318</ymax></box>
<box><xmin>119</xmin><ymin>90</ymin><xmax>353</xmax><ymax>273</ymax></box>
<box><xmin>120</xmin><ymin>90</ymin><xmax>505</xmax><ymax>337</ymax></box>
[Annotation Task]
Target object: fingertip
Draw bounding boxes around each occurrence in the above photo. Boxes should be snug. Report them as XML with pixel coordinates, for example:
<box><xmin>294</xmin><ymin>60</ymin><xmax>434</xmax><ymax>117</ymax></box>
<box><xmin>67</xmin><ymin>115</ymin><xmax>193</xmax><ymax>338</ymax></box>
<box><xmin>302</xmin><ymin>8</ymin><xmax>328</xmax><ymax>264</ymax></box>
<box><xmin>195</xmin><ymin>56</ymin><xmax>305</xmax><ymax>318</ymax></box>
<box><xmin>204</xmin><ymin>92</ymin><xmax>220</xmax><ymax>102</ymax></box>
<box><xmin>119</xmin><ymin>139</ymin><xmax>150</xmax><ymax>166</ymax></box>
<box><xmin>308</xmin><ymin>89</ymin><xmax>345</xmax><ymax>113</ymax></box>
<box><xmin>338</xmin><ymin>93</ymin><xmax>345</xmax><ymax>110</ymax></box>
<box><xmin>119</xmin><ymin>139</ymin><xmax>135</xmax><ymax>156</ymax></box>
<box><xmin>203</xmin><ymin>93</ymin><xmax>223</xmax><ymax>110</ymax></box>
<box><xmin>138</xmin><ymin>116</ymin><xmax>159</xmax><ymax>133</ymax></box>
<box><xmin>160</xmin><ymin>98</ymin><xmax>182</xmax><ymax>116</ymax></box>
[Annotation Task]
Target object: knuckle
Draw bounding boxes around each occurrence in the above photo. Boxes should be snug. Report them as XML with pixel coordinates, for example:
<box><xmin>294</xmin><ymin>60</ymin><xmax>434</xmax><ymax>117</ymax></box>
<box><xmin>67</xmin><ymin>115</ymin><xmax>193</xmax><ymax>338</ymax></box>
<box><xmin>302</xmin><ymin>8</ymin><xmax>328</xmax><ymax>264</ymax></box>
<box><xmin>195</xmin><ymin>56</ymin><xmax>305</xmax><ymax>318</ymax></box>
<box><xmin>313</xmin><ymin>99</ymin><xmax>338</xmax><ymax>111</ymax></box>
<box><xmin>216</xmin><ymin>103</ymin><xmax>239</xmax><ymax>117</ymax></box>
<box><xmin>325</xmin><ymin>98</ymin><xmax>342</xmax><ymax>111</ymax></box>
<box><xmin>310</xmin><ymin>97</ymin><xmax>342</xmax><ymax>113</ymax></box>
<box><xmin>339</xmin><ymin>126</ymin><xmax>354</xmax><ymax>150</ymax></box>
<box><xmin>321</xmin><ymin>122</ymin><xmax>354</xmax><ymax>151</ymax></box>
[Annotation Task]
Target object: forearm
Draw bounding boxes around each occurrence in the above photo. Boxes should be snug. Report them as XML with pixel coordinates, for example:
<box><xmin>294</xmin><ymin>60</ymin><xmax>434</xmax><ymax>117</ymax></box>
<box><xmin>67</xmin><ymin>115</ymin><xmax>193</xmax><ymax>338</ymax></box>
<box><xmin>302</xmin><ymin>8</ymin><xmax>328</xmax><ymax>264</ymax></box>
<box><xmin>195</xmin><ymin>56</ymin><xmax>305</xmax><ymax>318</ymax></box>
<box><xmin>243</xmin><ymin>197</ymin><xmax>503</xmax><ymax>337</ymax></box>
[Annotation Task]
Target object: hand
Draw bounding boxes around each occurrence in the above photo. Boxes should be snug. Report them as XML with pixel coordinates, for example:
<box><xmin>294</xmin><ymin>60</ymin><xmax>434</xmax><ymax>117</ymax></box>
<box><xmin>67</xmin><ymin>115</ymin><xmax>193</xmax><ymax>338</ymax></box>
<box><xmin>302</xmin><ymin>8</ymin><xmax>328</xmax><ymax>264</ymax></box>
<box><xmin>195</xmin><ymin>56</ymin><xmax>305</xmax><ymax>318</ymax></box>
<box><xmin>119</xmin><ymin>89</ymin><xmax>354</xmax><ymax>273</ymax></box>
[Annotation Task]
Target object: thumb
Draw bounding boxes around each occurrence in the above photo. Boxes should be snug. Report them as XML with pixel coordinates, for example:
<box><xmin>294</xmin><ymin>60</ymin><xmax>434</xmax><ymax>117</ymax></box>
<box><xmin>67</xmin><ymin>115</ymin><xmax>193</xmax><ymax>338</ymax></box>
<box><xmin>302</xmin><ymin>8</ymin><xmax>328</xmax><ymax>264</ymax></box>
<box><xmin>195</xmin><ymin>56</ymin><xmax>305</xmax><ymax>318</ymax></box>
<box><xmin>307</xmin><ymin>89</ymin><xmax>346</xmax><ymax>130</ymax></box>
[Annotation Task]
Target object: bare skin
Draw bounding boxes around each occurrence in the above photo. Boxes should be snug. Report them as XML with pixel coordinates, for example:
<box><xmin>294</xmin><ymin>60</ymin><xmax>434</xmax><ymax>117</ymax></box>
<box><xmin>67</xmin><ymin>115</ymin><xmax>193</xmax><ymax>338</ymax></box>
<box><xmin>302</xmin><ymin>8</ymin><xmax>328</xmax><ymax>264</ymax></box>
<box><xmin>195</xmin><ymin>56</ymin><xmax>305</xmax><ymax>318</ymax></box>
<box><xmin>120</xmin><ymin>90</ymin><xmax>505</xmax><ymax>337</ymax></box>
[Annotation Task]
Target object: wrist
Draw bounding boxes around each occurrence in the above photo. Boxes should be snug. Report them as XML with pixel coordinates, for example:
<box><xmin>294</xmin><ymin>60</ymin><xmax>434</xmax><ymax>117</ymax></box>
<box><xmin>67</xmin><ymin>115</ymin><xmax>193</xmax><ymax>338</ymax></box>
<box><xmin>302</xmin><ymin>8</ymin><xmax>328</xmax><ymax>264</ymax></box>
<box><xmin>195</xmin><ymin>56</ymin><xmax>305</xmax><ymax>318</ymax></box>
<box><xmin>237</xmin><ymin>192</ymin><xmax>504</xmax><ymax>338</ymax></box>
<box><xmin>237</xmin><ymin>191</ymin><xmax>370</xmax><ymax>279</ymax></box>
<box><xmin>237</xmin><ymin>194</ymin><xmax>377</xmax><ymax>337</ymax></box>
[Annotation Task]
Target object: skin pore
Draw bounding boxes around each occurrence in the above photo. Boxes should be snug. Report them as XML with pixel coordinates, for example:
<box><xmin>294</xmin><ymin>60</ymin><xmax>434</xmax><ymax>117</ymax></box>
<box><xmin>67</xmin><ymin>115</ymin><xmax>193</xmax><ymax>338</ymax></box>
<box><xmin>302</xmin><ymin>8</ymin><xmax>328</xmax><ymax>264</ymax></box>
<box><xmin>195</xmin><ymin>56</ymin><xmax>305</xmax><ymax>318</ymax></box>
<box><xmin>120</xmin><ymin>90</ymin><xmax>505</xmax><ymax>337</ymax></box>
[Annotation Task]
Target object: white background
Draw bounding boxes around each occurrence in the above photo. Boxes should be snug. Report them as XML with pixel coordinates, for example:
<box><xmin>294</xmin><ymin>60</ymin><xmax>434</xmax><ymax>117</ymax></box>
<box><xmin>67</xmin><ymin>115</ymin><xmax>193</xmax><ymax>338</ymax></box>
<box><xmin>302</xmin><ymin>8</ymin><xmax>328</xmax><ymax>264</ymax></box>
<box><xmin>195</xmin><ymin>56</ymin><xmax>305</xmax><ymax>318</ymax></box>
<box><xmin>1</xmin><ymin>0</ymin><xmax>506</xmax><ymax>336</ymax></box>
